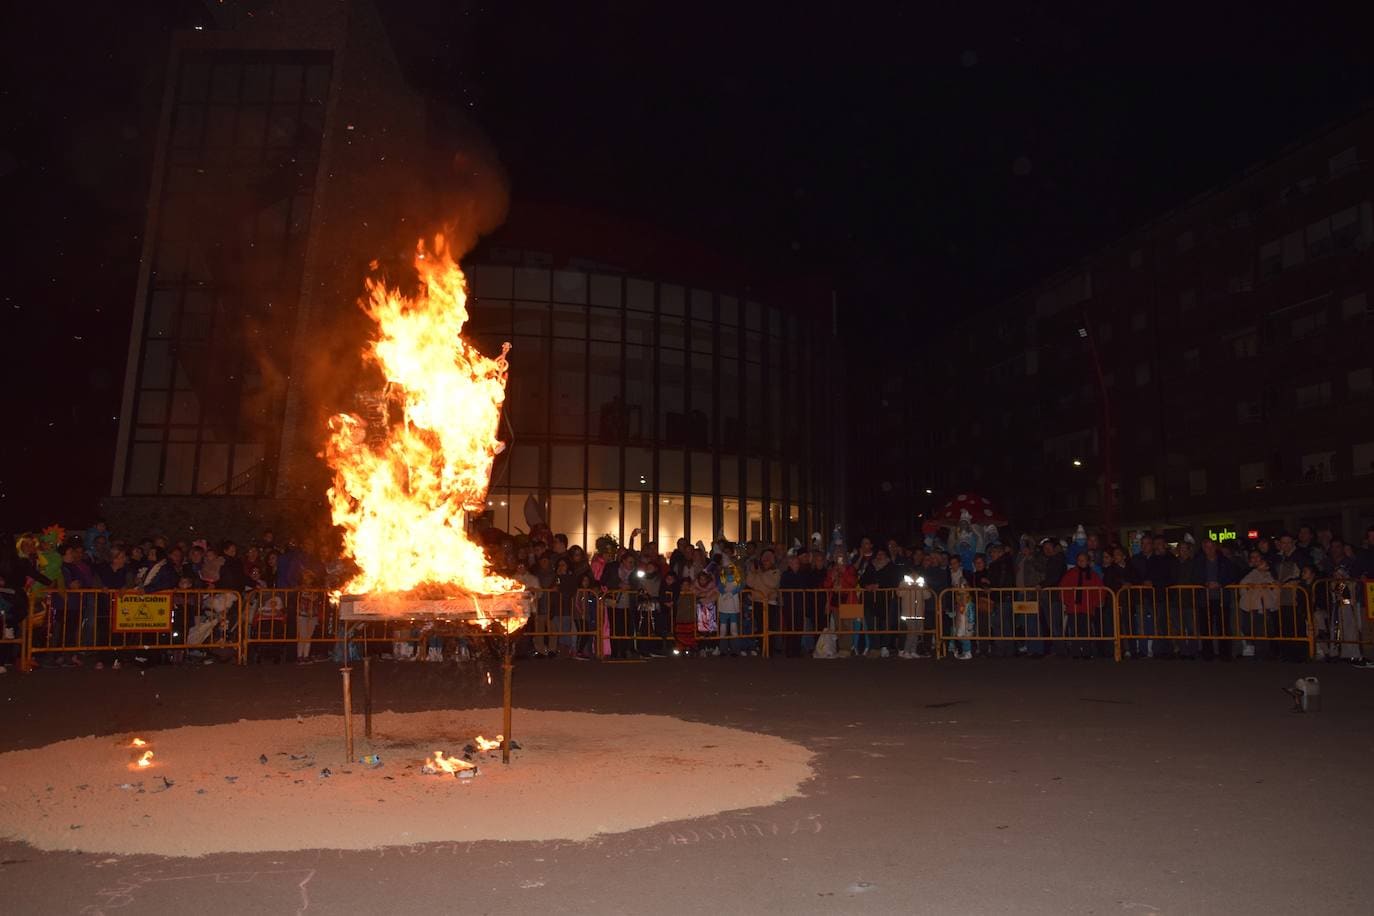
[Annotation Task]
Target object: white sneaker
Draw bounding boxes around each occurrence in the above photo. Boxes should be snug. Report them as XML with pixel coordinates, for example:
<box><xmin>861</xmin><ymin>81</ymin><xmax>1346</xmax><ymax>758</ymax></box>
<box><xmin>112</xmin><ymin>659</ymin><xmax>122</xmax><ymax>670</ymax></box>
<box><xmin>1242</xmin><ymin>642</ymin><xmax>1255</xmax><ymax>657</ymax></box>
<box><xmin>880</xmin><ymin>647</ymin><xmax>890</xmax><ymax>658</ymax></box>
<box><xmin>0</xmin><ymin>665</ymin><xmax>7</xmax><ymax>674</ymax></box>
<box><xmin>957</xmin><ymin>651</ymin><xmax>972</xmax><ymax>660</ymax></box>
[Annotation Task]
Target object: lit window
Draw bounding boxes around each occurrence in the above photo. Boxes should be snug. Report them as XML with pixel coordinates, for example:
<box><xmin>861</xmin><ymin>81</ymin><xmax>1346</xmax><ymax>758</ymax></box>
<box><xmin>1300</xmin><ymin>451</ymin><xmax>1335</xmax><ymax>483</ymax></box>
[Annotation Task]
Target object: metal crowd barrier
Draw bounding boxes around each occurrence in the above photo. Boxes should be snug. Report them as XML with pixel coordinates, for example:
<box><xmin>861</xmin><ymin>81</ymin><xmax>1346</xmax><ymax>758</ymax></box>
<box><xmin>933</xmin><ymin>586</ymin><xmax>1119</xmax><ymax>659</ymax></box>
<box><xmin>15</xmin><ymin>583</ymin><xmax>1349</xmax><ymax>670</ymax></box>
<box><xmin>25</xmin><ymin>588</ymin><xmax>245</xmax><ymax>667</ymax></box>
<box><xmin>1311</xmin><ymin>577</ymin><xmax>1369</xmax><ymax>661</ymax></box>
<box><xmin>242</xmin><ymin>588</ymin><xmax>337</xmax><ymax>662</ymax></box>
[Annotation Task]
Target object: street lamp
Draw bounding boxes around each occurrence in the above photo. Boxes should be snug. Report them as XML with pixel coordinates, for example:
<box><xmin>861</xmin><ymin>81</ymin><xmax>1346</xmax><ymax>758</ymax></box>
<box><xmin>1077</xmin><ymin>312</ymin><xmax>1117</xmax><ymax>537</ymax></box>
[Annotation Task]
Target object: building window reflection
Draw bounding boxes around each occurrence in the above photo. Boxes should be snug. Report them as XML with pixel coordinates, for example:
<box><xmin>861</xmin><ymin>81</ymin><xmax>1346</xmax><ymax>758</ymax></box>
<box><xmin>469</xmin><ymin>257</ymin><xmax>834</xmax><ymax>549</ymax></box>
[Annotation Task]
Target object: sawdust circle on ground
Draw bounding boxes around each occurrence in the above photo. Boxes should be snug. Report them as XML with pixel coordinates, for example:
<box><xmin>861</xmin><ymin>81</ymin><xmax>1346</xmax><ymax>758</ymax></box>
<box><xmin>0</xmin><ymin>709</ymin><xmax>813</xmax><ymax>857</ymax></box>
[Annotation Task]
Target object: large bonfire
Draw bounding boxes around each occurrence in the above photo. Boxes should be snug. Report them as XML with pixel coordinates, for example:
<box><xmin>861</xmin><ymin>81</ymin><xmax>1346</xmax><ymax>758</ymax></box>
<box><xmin>325</xmin><ymin>233</ymin><xmax>524</xmax><ymax>628</ymax></box>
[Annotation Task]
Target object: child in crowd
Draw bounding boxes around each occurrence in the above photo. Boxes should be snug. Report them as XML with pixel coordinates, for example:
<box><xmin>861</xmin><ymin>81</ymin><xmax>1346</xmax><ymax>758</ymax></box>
<box><xmin>295</xmin><ymin>568</ymin><xmax>322</xmax><ymax>663</ymax></box>
<box><xmin>694</xmin><ymin>571</ymin><xmax>719</xmax><ymax>656</ymax></box>
<box><xmin>1238</xmin><ymin>552</ymin><xmax>1278</xmax><ymax>658</ymax></box>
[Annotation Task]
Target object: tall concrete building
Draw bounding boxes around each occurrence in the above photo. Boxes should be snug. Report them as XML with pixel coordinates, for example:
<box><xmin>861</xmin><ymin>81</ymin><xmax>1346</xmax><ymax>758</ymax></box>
<box><xmin>865</xmin><ymin>107</ymin><xmax>1374</xmax><ymax>543</ymax></box>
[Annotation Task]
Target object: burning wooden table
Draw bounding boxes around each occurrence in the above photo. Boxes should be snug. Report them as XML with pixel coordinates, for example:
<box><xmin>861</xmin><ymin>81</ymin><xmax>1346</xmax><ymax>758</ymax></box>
<box><xmin>338</xmin><ymin>590</ymin><xmax>533</xmax><ymax>765</ymax></box>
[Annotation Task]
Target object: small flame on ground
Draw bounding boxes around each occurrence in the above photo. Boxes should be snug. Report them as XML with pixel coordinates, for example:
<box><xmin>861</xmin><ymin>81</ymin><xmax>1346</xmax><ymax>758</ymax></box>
<box><xmin>131</xmin><ymin>737</ymin><xmax>148</xmax><ymax>747</ymax></box>
<box><xmin>473</xmin><ymin>735</ymin><xmax>502</xmax><ymax>752</ymax></box>
<box><xmin>486</xmin><ymin>671</ymin><xmax>492</xmax><ymax>685</ymax></box>
<box><xmin>136</xmin><ymin>750</ymin><xmax>154</xmax><ymax>768</ymax></box>
<box><xmin>425</xmin><ymin>750</ymin><xmax>475</xmax><ymax>774</ymax></box>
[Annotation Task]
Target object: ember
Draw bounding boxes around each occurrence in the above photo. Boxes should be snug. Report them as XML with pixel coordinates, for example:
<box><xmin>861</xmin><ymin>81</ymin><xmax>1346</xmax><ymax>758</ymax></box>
<box><xmin>130</xmin><ymin>738</ymin><xmax>148</xmax><ymax>748</ymax></box>
<box><xmin>422</xmin><ymin>750</ymin><xmax>475</xmax><ymax>776</ymax></box>
<box><xmin>136</xmin><ymin>750</ymin><xmax>154</xmax><ymax>768</ymax></box>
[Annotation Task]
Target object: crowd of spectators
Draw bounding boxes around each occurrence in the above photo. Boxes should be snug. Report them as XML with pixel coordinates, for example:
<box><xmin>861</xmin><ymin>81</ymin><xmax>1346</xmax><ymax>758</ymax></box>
<box><xmin>2</xmin><ymin>518</ymin><xmax>1372</xmax><ymax>672</ymax></box>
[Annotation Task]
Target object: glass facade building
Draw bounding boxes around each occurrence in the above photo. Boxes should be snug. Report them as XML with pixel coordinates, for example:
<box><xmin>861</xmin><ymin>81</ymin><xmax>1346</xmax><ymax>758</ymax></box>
<box><xmin>106</xmin><ymin>8</ymin><xmax>842</xmax><ymax>544</ymax></box>
<box><xmin>116</xmin><ymin>49</ymin><xmax>332</xmax><ymax>499</ymax></box>
<box><xmin>465</xmin><ymin>258</ymin><xmax>840</xmax><ymax>550</ymax></box>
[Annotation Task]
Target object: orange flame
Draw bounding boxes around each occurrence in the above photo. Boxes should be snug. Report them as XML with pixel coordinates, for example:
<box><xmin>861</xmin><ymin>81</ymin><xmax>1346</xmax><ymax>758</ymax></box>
<box><xmin>425</xmin><ymin>750</ymin><xmax>475</xmax><ymax>774</ymax></box>
<box><xmin>473</xmin><ymin>734</ymin><xmax>502</xmax><ymax>752</ymax></box>
<box><xmin>131</xmin><ymin>737</ymin><xmax>148</xmax><ymax>747</ymax></box>
<box><xmin>136</xmin><ymin>750</ymin><xmax>154</xmax><ymax>768</ymax></box>
<box><xmin>326</xmin><ymin>233</ymin><xmax>526</xmax><ymax>630</ymax></box>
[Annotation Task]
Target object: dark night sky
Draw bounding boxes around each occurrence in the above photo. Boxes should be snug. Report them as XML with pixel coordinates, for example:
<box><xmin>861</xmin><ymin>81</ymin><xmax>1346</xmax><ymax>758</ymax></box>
<box><xmin>3</xmin><ymin>1</ymin><xmax>1374</xmax><ymax>528</ymax></box>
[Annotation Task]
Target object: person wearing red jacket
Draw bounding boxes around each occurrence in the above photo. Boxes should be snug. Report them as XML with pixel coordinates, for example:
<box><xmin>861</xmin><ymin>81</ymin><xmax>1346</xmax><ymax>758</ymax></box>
<box><xmin>1060</xmin><ymin>551</ymin><xmax>1106</xmax><ymax>659</ymax></box>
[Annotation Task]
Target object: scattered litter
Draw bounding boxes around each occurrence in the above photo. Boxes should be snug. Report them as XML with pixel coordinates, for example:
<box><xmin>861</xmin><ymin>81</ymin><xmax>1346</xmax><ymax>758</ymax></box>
<box><xmin>76</xmin><ymin>784</ymin><xmax>89</xmax><ymax>790</ymax></box>
<box><xmin>296</xmin><ymin>715</ymin><xmax>304</xmax><ymax>724</ymax></box>
<box><xmin>117</xmin><ymin>783</ymin><xmax>136</xmax><ymax>791</ymax></box>
<box><xmin>259</xmin><ymin>754</ymin><xmax>268</xmax><ymax>765</ymax></box>
<box><xmin>509</xmin><ymin>740</ymin><xmax>522</xmax><ymax>751</ymax></box>
<box><xmin>195</xmin><ymin>789</ymin><xmax>207</xmax><ymax>795</ymax></box>
<box><xmin>457</xmin><ymin>769</ymin><xmax>477</xmax><ymax>780</ymax></box>
<box><xmin>289</xmin><ymin>754</ymin><xmax>311</xmax><ymax>761</ymax></box>
<box><xmin>224</xmin><ymin>776</ymin><xmax>238</xmax><ymax>783</ymax></box>
<box><xmin>70</xmin><ymin>825</ymin><xmax>82</xmax><ymax>831</ymax></box>
<box><xmin>359</xmin><ymin>755</ymin><xmax>382</xmax><ymax>768</ymax></box>
<box><xmin>319</xmin><ymin>768</ymin><xmax>332</xmax><ymax>779</ymax></box>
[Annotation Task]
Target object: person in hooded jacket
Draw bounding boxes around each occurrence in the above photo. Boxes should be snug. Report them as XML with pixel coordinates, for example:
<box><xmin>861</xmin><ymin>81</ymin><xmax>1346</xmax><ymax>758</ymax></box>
<box><xmin>1060</xmin><ymin>551</ymin><xmax>1107</xmax><ymax>658</ymax></box>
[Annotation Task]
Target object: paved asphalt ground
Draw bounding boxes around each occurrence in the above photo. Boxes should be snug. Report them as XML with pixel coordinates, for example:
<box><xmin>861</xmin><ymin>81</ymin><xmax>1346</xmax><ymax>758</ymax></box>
<box><xmin>2</xmin><ymin>654</ymin><xmax>1372</xmax><ymax>915</ymax></box>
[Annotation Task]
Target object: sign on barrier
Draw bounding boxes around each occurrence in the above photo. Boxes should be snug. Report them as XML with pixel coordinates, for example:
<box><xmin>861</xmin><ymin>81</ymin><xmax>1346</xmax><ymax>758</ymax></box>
<box><xmin>114</xmin><ymin>593</ymin><xmax>172</xmax><ymax>632</ymax></box>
